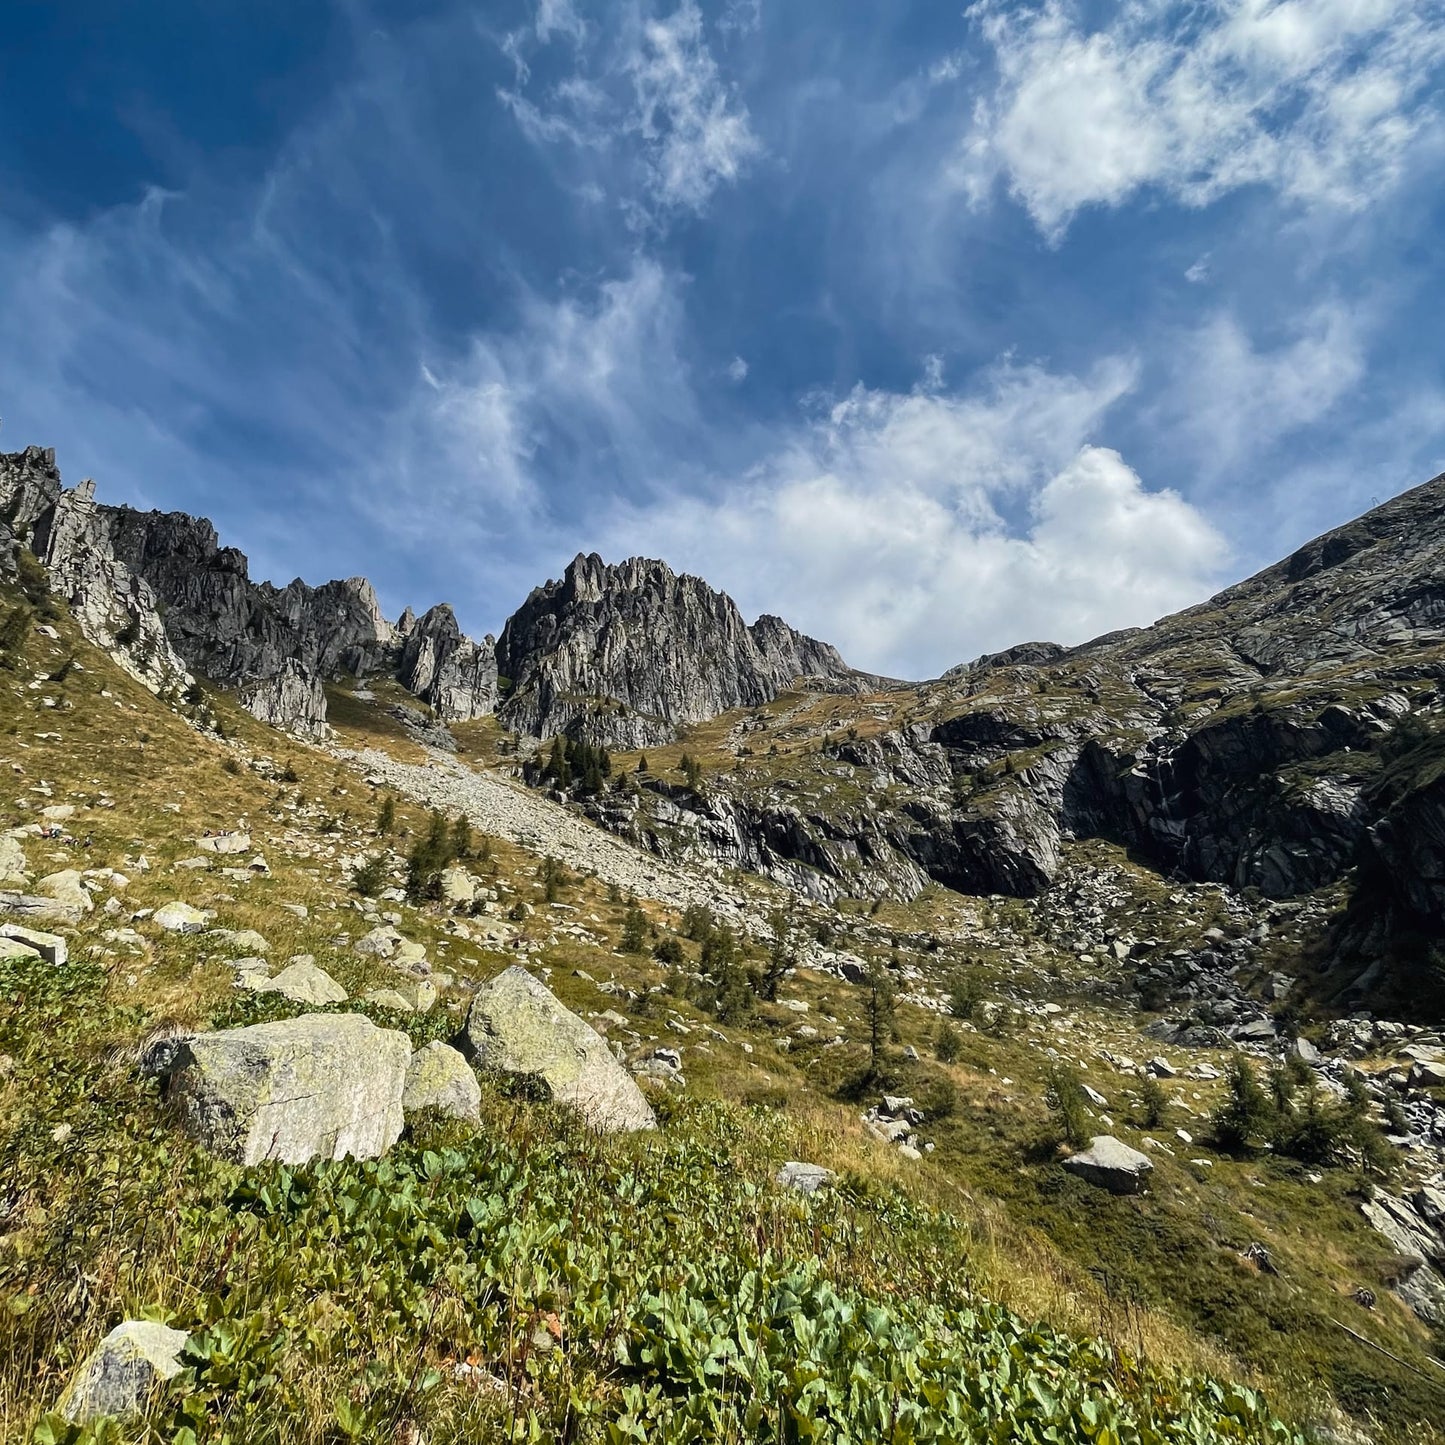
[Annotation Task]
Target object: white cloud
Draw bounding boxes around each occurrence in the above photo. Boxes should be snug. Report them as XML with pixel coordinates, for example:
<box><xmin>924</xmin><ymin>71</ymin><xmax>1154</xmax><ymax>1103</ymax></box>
<box><xmin>727</xmin><ymin>355</ymin><xmax>749</xmax><ymax>381</ymax></box>
<box><xmin>627</xmin><ymin>0</ymin><xmax>762</xmax><ymax>212</ymax></box>
<box><xmin>597</xmin><ymin>358</ymin><xmax>1227</xmax><ymax>677</ymax></box>
<box><xmin>501</xmin><ymin>1</ymin><xmax>761</xmax><ymax>220</ymax></box>
<box><xmin>957</xmin><ymin>0</ymin><xmax>1445</xmax><ymax>240</ymax></box>
<box><xmin>1185</xmin><ymin>255</ymin><xmax>1211</xmax><ymax>284</ymax></box>
<box><xmin>1158</xmin><ymin>302</ymin><xmax>1366</xmax><ymax>477</ymax></box>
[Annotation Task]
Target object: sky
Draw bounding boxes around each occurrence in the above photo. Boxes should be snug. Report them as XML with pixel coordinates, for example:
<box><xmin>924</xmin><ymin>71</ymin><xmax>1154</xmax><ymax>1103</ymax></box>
<box><xmin>2</xmin><ymin>0</ymin><xmax>1444</xmax><ymax>680</ymax></box>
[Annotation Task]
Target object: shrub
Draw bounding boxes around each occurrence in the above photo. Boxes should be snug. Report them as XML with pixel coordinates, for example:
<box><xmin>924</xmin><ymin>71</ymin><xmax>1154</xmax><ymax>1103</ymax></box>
<box><xmin>1138</xmin><ymin>1076</ymin><xmax>1169</xmax><ymax>1129</ymax></box>
<box><xmin>377</xmin><ymin>794</ymin><xmax>397</xmax><ymax>834</ymax></box>
<box><xmin>933</xmin><ymin>1020</ymin><xmax>962</xmax><ymax>1064</ymax></box>
<box><xmin>351</xmin><ymin>854</ymin><xmax>389</xmax><ymax>897</ymax></box>
<box><xmin>653</xmin><ymin>935</ymin><xmax>685</xmax><ymax>967</ymax></box>
<box><xmin>1210</xmin><ymin>1059</ymin><xmax>1275</xmax><ymax>1153</ymax></box>
<box><xmin>1046</xmin><ymin>1063</ymin><xmax>1092</xmax><ymax>1148</ymax></box>
<box><xmin>948</xmin><ymin>968</ymin><xmax>984</xmax><ymax>1021</ymax></box>
<box><xmin>620</xmin><ymin>905</ymin><xmax>647</xmax><ymax>954</ymax></box>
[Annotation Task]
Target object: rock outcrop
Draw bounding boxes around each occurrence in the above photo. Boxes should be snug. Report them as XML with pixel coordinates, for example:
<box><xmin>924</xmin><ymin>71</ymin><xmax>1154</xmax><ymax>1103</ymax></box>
<box><xmin>496</xmin><ymin>552</ymin><xmax>863</xmax><ymax>746</ymax></box>
<box><xmin>460</xmin><ymin>965</ymin><xmax>656</xmax><ymax>1132</ymax></box>
<box><xmin>165</xmin><ymin>1013</ymin><xmax>411</xmax><ymax>1165</ymax></box>
<box><xmin>396</xmin><ymin>604</ymin><xmax>499</xmax><ymax>722</ymax></box>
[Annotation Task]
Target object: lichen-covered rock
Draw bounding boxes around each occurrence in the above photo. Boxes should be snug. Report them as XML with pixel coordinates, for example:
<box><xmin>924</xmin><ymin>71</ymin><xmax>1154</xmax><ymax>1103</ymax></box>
<box><xmin>439</xmin><ymin>866</ymin><xmax>476</xmax><ymax>904</ymax></box>
<box><xmin>251</xmin><ymin>958</ymin><xmax>347</xmax><ymax>1005</ymax></box>
<box><xmin>461</xmin><ymin>966</ymin><xmax>656</xmax><ymax>1132</ymax></box>
<box><xmin>169</xmin><ymin>1013</ymin><xmax>410</xmax><ymax>1165</ymax></box>
<box><xmin>153</xmin><ymin>901</ymin><xmax>215</xmax><ymax>933</ymax></box>
<box><xmin>0</xmin><ymin>834</ymin><xmax>28</xmax><ymax>883</ymax></box>
<box><xmin>35</xmin><ymin>869</ymin><xmax>92</xmax><ymax>914</ymax></box>
<box><xmin>777</xmin><ymin>1161</ymin><xmax>834</xmax><ymax>1194</ymax></box>
<box><xmin>402</xmin><ymin>1041</ymin><xmax>481</xmax><ymax>1124</ymax></box>
<box><xmin>0</xmin><ymin>922</ymin><xmax>66</xmax><ymax>964</ymax></box>
<box><xmin>58</xmin><ymin>1320</ymin><xmax>189</xmax><ymax>1425</ymax></box>
<box><xmin>1062</xmin><ymin>1136</ymin><xmax>1153</xmax><ymax>1195</ymax></box>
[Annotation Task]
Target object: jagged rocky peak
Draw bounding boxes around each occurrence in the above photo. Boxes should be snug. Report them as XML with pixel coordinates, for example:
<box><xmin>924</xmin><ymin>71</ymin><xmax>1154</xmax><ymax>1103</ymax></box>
<box><xmin>0</xmin><ymin>446</ymin><xmax>501</xmax><ymax>734</ymax></box>
<box><xmin>397</xmin><ymin>603</ymin><xmax>498</xmax><ymax>722</ymax></box>
<box><xmin>496</xmin><ymin>551</ymin><xmax>860</xmax><ymax>746</ymax></box>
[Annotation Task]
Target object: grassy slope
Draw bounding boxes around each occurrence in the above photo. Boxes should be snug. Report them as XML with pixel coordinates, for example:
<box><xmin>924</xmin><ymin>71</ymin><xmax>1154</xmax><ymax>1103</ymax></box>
<box><xmin>0</xmin><ymin>581</ymin><xmax>1439</xmax><ymax>1441</ymax></box>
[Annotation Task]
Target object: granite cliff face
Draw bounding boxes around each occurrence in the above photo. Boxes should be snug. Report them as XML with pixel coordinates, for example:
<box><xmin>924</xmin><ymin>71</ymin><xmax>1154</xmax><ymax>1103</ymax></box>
<box><xmin>584</xmin><ymin>472</ymin><xmax>1445</xmax><ymax>1003</ymax></box>
<box><xmin>497</xmin><ymin>552</ymin><xmax>863</xmax><ymax>747</ymax></box>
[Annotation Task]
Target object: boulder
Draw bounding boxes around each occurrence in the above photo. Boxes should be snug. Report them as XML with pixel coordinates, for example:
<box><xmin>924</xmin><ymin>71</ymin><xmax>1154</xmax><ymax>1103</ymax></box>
<box><xmin>168</xmin><ymin>1013</ymin><xmax>410</xmax><ymax>1165</ymax></box>
<box><xmin>395</xmin><ymin>978</ymin><xmax>438</xmax><ymax>1013</ymax></box>
<box><xmin>196</xmin><ymin>832</ymin><xmax>251</xmax><ymax>854</ymax></box>
<box><xmin>777</xmin><ymin>1161</ymin><xmax>834</xmax><ymax>1194</ymax></box>
<box><xmin>0</xmin><ymin>891</ymin><xmax>85</xmax><ymax>924</ymax></box>
<box><xmin>0</xmin><ymin>834</ymin><xmax>27</xmax><ymax>882</ymax></box>
<box><xmin>0</xmin><ymin>936</ymin><xmax>40</xmax><ymax>961</ymax></box>
<box><xmin>0</xmin><ymin>923</ymin><xmax>67</xmax><ymax>965</ymax></box>
<box><xmin>355</xmin><ymin>925</ymin><xmax>401</xmax><ymax>958</ymax></box>
<box><xmin>439</xmin><ymin>866</ymin><xmax>476</xmax><ymax>904</ymax></box>
<box><xmin>36</xmin><ymin>871</ymin><xmax>93</xmax><ymax>914</ymax></box>
<box><xmin>363</xmin><ymin>988</ymin><xmax>415</xmax><ymax>1012</ymax></box>
<box><xmin>403</xmin><ymin>1042</ymin><xmax>481</xmax><ymax>1124</ymax></box>
<box><xmin>154</xmin><ymin>901</ymin><xmax>215</xmax><ymax>933</ymax></box>
<box><xmin>461</xmin><ymin>966</ymin><xmax>656</xmax><ymax>1133</ymax></box>
<box><xmin>253</xmin><ymin>958</ymin><xmax>347</xmax><ymax>1005</ymax></box>
<box><xmin>206</xmin><ymin>927</ymin><xmax>270</xmax><ymax>954</ymax></box>
<box><xmin>1062</xmin><ymin>1136</ymin><xmax>1154</xmax><ymax>1195</ymax></box>
<box><xmin>58</xmin><ymin>1320</ymin><xmax>189</xmax><ymax>1425</ymax></box>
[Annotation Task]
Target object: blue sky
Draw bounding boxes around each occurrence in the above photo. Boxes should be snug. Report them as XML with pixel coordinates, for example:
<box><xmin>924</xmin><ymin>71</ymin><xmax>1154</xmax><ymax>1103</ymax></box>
<box><xmin>3</xmin><ymin>0</ymin><xmax>1444</xmax><ymax>678</ymax></box>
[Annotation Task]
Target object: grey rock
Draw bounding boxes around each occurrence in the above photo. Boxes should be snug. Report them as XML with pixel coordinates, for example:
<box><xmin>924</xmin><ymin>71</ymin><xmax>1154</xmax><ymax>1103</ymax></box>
<box><xmin>252</xmin><ymin>959</ymin><xmax>347</xmax><ymax>1005</ymax></box>
<box><xmin>0</xmin><ymin>922</ymin><xmax>67</xmax><ymax>964</ymax></box>
<box><xmin>58</xmin><ymin>1320</ymin><xmax>189</xmax><ymax>1425</ymax></box>
<box><xmin>402</xmin><ymin>1041</ymin><xmax>481</xmax><ymax>1124</ymax></box>
<box><xmin>0</xmin><ymin>835</ymin><xmax>27</xmax><ymax>882</ymax></box>
<box><xmin>460</xmin><ymin>966</ymin><xmax>656</xmax><ymax>1132</ymax></box>
<box><xmin>1062</xmin><ymin>1136</ymin><xmax>1154</xmax><ymax>1194</ymax></box>
<box><xmin>168</xmin><ymin>1013</ymin><xmax>410</xmax><ymax>1165</ymax></box>
<box><xmin>777</xmin><ymin>1161</ymin><xmax>834</xmax><ymax>1194</ymax></box>
<box><xmin>153</xmin><ymin>901</ymin><xmax>215</xmax><ymax>933</ymax></box>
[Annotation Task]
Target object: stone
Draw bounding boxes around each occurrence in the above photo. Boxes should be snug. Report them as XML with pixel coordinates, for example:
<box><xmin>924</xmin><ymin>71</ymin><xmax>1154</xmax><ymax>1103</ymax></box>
<box><xmin>196</xmin><ymin>832</ymin><xmax>251</xmax><ymax>854</ymax></box>
<box><xmin>154</xmin><ymin>901</ymin><xmax>215</xmax><ymax>933</ymax></box>
<box><xmin>40</xmin><ymin>804</ymin><xmax>76</xmax><ymax>821</ymax></box>
<box><xmin>1291</xmin><ymin>1036</ymin><xmax>1321</xmax><ymax>1066</ymax></box>
<box><xmin>1062</xmin><ymin>1136</ymin><xmax>1154</xmax><ymax>1195</ymax></box>
<box><xmin>439</xmin><ymin>866</ymin><xmax>477</xmax><ymax>905</ymax></box>
<box><xmin>461</xmin><ymin>966</ymin><xmax>656</xmax><ymax>1133</ymax></box>
<box><xmin>1147</xmin><ymin>1056</ymin><xmax>1177</xmax><ymax>1078</ymax></box>
<box><xmin>253</xmin><ymin>959</ymin><xmax>347</xmax><ymax>1005</ymax></box>
<box><xmin>206</xmin><ymin>927</ymin><xmax>270</xmax><ymax>954</ymax></box>
<box><xmin>363</xmin><ymin>988</ymin><xmax>415</xmax><ymax>1012</ymax></box>
<box><xmin>168</xmin><ymin>1013</ymin><xmax>410</xmax><ymax>1165</ymax></box>
<box><xmin>0</xmin><ymin>890</ymin><xmax>84</xmax><ymax>924</ymax></box>
<box><xmin>496</xmin><ymin>552</ymin><xmax>859</xmax><ymax>747</ymax></box>
<box><xmin>356</xmin><ymin>924</ymin><xmax>401</xmax><ymax>957</ymax></box>
<box><xmin>58</xmin><ymin>1320</ymin><xmax>190</xmax><ymax>1425</ymax></box>
<box><xmin>777</xmin><ymin>1161</ymin><xmax>834</xmax><ymax>1194</ymax></box>
<box><xmin>1410</xmin><ymin>1060</ymin><xmax>1445</xmax><ymax>1088</ymax></box>
<box><xmin>395</xmin><ymin>978</ymin><xmax>438</xmax><ymax>1013</ymax></box>
<box><xmin>0</xmin><ymin>923</ymin><xmax>67</xmax><ymax>965</ymax></box>
<box><xmin>0</xmin><ymin>936</ymin><xmax>40</xmax><ymax>961</ymax></box>
<box><xmin>0</xmin><ymin>834</ymin><xmax>27</xmax><ymax>881</ymax></box>
<box><xmin>403</xmin><ymin>1042</ymin><xmax>481</xmax><ymax>1124</ymax></box>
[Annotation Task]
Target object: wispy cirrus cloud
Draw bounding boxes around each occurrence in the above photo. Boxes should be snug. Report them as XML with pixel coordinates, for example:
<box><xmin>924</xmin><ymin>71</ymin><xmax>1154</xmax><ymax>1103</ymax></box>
<box><xmin>499</xmin><ymin>0</ymin><xmax>762</xmax><ymax>222</ymax></box>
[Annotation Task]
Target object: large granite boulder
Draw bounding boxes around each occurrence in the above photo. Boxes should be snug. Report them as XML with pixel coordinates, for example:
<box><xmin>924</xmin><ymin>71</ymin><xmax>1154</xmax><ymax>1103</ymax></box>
<box><xmin>250</xmin><ymin>958</ymin><xmax>348</xmax><ymax>1005</ymax></box>
<box><xmin>168</xmin><ymin>1013</ymin><xmax>410</xmax><ymax>1165</ymax></box>
<box><xmin>58</xmin><ymin>1320</ymin><xmax>189</xmax><ymax>1425</ymax></box>
<box><xmin>403</xmin><ymin>1041</ymin><xmax>481</xmax><ymax>1124</ymax></box>
<box><xmin>1062</xmin><ymin>1136</ymin><xmax>1154</xmax><ymax>1195</ymax></box>
<box><xmin>460</xmin><ymin>966</ymin><xmax>656</xmax><ymax>1132</ymax></box>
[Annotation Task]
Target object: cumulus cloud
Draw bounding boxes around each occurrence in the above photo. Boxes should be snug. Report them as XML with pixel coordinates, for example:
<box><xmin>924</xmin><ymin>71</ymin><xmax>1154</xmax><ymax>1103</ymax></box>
<box><xmin>956</xmin><ymin>0</ymin><xmax>1445</xmax><ymax>240</ymax></box>
<box><xmin>599</xmin><ymin>360</ymin><xmax>1228</xmax><ymax>677</ymax></box>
